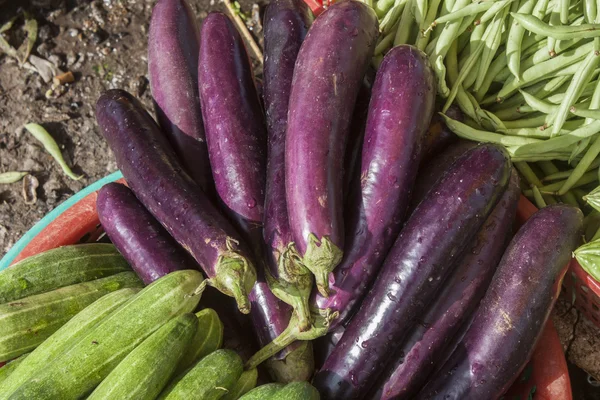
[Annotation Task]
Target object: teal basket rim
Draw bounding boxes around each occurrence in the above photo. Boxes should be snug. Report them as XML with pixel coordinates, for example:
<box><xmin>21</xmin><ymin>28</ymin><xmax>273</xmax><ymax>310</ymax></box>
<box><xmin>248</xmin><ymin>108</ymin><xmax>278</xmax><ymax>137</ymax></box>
<box><xmin>0</xmin><ymin>171</ymin><xmax>123</xmax><ymax>271</ymax></box>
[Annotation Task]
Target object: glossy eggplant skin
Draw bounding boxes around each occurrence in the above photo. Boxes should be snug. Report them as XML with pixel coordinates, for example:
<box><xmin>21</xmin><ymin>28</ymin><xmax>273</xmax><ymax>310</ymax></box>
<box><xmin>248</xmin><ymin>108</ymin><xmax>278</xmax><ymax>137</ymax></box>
<box><xmin>262</xmin><ymin>0</ymin><xmax>314</xmax><ymax>330</ymax></box>
<box><xmin>97</xmin><ymin>182</ymin><xmax>196</xmax><ymax>285</ymax></box>
<box><xmin>420</xmin><ymin>104</ymin><xmax>461</xmax><ymax>164</ymax></box>
<box><xmin>95</xmin><ymin>89</ymin><xmax>256</xmax><ymax>314</ymax></box>
<box><xmin>312</xmin><ymin>144</ymin><xmax>512</xmax><ymax>399</ymax></box>
<box><xmin>148</xmin><ymin>0</ymin><xmax>212</xmax><ymax>192</ymax></box>
<box><xmin>372</xmin><ymin>170</ymin><xmax>520</xmax><ymax>400</ymax></box>
<box><xmin>315</xmin><ymin>45</ymin><xmax>436</xmax><ymax>331</ymax></box>
<box><xmin>418</xmin><ymin>204</ymin><xmax>583</xmax><ymax>400</ymax></box>
<box><xmin>285</xmin><ymin>0</ymin><xmax>379</xmax><ymax>296</ymax></box>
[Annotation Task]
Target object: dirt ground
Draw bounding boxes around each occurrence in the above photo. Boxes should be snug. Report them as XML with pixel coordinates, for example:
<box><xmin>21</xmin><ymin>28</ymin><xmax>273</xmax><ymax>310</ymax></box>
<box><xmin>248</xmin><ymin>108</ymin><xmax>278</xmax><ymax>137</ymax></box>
<box><xmin>3</xmin><ymin>0</ymin><xmax>600</xmax><ymax>396</ymax></box>
<box><xmin>0</xmin><ymin>0</ymin><xmax>264</xmax><ymax>255</ymax></box>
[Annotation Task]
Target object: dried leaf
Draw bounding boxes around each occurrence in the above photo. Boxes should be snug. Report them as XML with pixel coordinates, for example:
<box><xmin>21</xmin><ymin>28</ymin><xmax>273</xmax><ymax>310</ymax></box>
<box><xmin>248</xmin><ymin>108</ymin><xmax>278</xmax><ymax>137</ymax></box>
<box><xmin>0</xmin><ymin>171</ymin><xmax>28</xmax><ymax>184</ymax></box>
<box><xmin>27</xmin><ymin>55</ymin><xmax>58</xmax><ymax>83</ymax></box>
<box><xmin>20</xmin><ymin>14</ymin><xmax>37</xmax><ymax>66</ymax></box>
<box><xmin>22</xmin><ymin>174</ymin><xmax>39</xmax><ymax>205</ymax></box>
<box><xmin>0</xmin><ymin>16</ymin><xmax>18</xmax><ymax>34</ymax></box>
<box><xmin>0</xmin><ymin>36</ymin><xmax>17</xmax><ymax>59</ymax></box>
<box><xmin>24</xmin><ymin>123</ymin><xmax>84</xmax><ymax>181</ymax></box>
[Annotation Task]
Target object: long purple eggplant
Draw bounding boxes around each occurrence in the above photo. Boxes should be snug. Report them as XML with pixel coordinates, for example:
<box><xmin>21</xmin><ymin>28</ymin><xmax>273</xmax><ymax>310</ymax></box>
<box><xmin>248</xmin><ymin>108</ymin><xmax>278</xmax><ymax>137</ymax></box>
<box><xmin>418</xmin><ymin>204</ymin><xmax>583</xmax><ymax>400</ymax></box>
<box><xmin>419</xmin><ymin>104</ymin><xmax>461</xmax><ymax>164</ymax></box>
<box><xmin>148</xmin><ymin>0</ymin><xmax>212</xmax><ymax>192</ymax></box>
<box><xmin>312</xmin><ymin>144</ymin><xmax>512</xmax><ymax>399</ymax></box>
<box><xmin>285</xmin><ymin>0</ymin><xmax>379</xmax><ymax>296</ymax></box>
<box><xmin>96</xmin><ymin>89</ymin><xmax>256</xmax><ymax>313</ymax></box>
<box><xmin>97</xmin><ymin>182</ymin><xmax>197</xmax><ymax>284</ymax></box>
<box><xmin>371</xmin><ymin>170</ymin><xmax>521</xmax><ymax>400</ymax></box>
<box><xmin>197</xmin><ymin>12</ymin><xmax>314</xmax><ymax>380</ymax></box>
<box><xmin>262</xmin><ymin>0</ymin><xmax>314</xmax><ymax>330</ymax></box>
<box><xmin>314</xmin><ymin>45</ymin><xmax>436</xmax><ymax>331</ymax></box>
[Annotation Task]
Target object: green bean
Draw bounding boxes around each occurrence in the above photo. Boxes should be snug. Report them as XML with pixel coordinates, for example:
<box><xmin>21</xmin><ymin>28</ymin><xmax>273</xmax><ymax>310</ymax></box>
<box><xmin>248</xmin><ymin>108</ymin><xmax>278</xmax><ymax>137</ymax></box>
<box><xmin>509</xmin><ymin>149</ymin><xmax>580</xmax><ymax>162</ymax></box>
<box><xmin>532</xmin><ymin>170</ymin><xmax>599</xmax><ymax>193</ymax></box>
<box><xmin>480</xmin><ymin>0</ymin><xmax>515</xmax><ymax>24</ymax></box>
<box><xmin>502</xmin><ymin>113</ymin><xmax>549</xmax><ymax>129</ymax></box>
<box><xmin>551</xmin><ymin>50</ymin><xmax>600</xmax><ymax>135</ymax></box>
<box><xmin>543</xmin><ymin>158</ymin><xmax>600</xmax><ymax>180</ymax></box>
<box><xmin>507</xmin><ymin>0</ymin><xmax>537</xmax><ymax>80</ymax></box>
<box><xmin>531</xmin><ymin>185</ymin><xmax>548</xmax><ymax>207</ymax></box>
<box><xmin>585</xmin><ymin>0</ymin><xmax>598</xmax><ymax>23</ymax></box>
<box><xmin>514</xmin><ymin>121</ymin><xmax>600</xmax><ymax>154</ymax></box>
<box><xmin>456</xmin><ymin>29</ymin><xmax>471</xmax><ymax>55</ymax></box>
<box><xmin>490</xmin><ymin>76</ymin><xmax>569</xmax><ymax>112</ymax></box>
<box><xmin>441</xmin><ymin>114</ymin><xmax>542</xmax><ymax>146</ymax></box>
<box><xmin>476</xmin><ymin>107</ymin><xmax>507</xmax><ymax>131</ymax></box>
<box><xmin>560</xmin><ymin>0</ymin><xmax>571</xmax><ymax>23</ymax></box>
<box><xmin>497</xmin><ymin>41</ymin><xmax>594</xmax><ymax>100</ymax></box>
<box><xmin>512</xmin><ymin>12</ymin><xmax>600</xmax><ymax>40</ymax></box>
<box><xmin>416</xmin><ymin>0</ymin><xmax>443</xmax><ymax>50</ymax></box>
<box><xmin>375</xmin><ymin>21</ymin><xmax>399</xmax><ymax>55</ymax></box>
<box><xmin>514</xmin><ymin>161</ymin><xmax>558</xmax><ymax>204</ymax></box>
<box><xmin>446</xmin><ymin>40</ymin><xmax>479</xmax><ymax>120</ymax></box>
<box><xmin>429</xmin><ymin>1</ymin><xmax>494</xmax><ymax>27</ymax></box>
<box><xmin>537</xmin><ymin>160</ymin><xmax>581</xmax><ymax>204</ymax></box>
<box><xmin>372</xmin><ymin>54</ymin><xmax>384</xmax><ymax>69</ymax></box>
<box><xmin>533</xmin><ymin>0</ymin><xmax>551</xmax><ymax>19</ymax></box>
<box><xmin>559</xmin><ymin>134</ymin><xmax>600</xmax><ymax>194</ymax></box>
<box><xmin>520</xmin><ymin>90</ymin><xmax>558</xmax><ymax>113</ymax></box>
<box><xmin>0</xmin><ymin>172</ymin><xmax>28</xmax><ymax>184</ymax></box>
<box><xmin>546</xmin><ymin>80</ymin><xmax>598</xmax><ymax>103</ymax></box>
<box><xmin>494</xmin><ymin>106</ymin><xmax>532</xmax><ymax>121</ymax></box>
<box><xmin>570</xmin><ymin>138</ymin><xmax>591</xmax><ymax>163</ymax></box>
<box><xmin>585</xmin><ymin>74</ymin><xmax>600</xmax><ymax>125</ymax></box>
<box><xmin>475</xmin><ymin>8</ymin><xmax>509</xmax><ymax>92</ymax></box>
<box><xmin>380</xmin><ymin>0</ymin><xmax>408</xmax><ymax>34</ymax></box>
<box><xmin>548</xmin><ymin>8</ymin><xmax>562</xmax><ymax>56</ymax></box>
<box><xmin>460</xmin><ymin>23</ymin><xmax>486</xmax><ymax>89</ymax></box>
<box><xmin>443</xmin><ymin>0</ymin><xmax>456</xmax><ymax>14</ymax></box>
<box><xmin>24</xmin><ymin>123</ymin><xmax>83</xmax><ymax>180</ymax></box>
<box><xmin>431</xmin><ymin>0</ymin><xmax>471</xmax><ymax>60</ymax></box>
<box><xmin>502</xmin><ymin>127</ymin><xmax>557</xmax><ymax>138</ymax></box>
<box><xmin>395</xmin><ymin>0</ymin><xmax>416</xmax><ymax>45</ymax></box>
<box><xmin>376</xmin><ymin>0</ymin><xmax>397</xmax><ymax>17</ymax></box>
<box><xmin>414</xmin><ymin>0</ymin><xmax>428</xmax><ymax>25</ymax></box>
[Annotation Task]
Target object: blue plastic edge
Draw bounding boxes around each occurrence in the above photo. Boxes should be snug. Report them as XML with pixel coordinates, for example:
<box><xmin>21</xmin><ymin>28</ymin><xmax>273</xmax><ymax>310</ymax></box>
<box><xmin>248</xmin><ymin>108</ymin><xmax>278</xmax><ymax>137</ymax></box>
<box><xmin>0</xmin><ymin>171</ymin><xmax>123</xmax><ymax>271</ymax></box>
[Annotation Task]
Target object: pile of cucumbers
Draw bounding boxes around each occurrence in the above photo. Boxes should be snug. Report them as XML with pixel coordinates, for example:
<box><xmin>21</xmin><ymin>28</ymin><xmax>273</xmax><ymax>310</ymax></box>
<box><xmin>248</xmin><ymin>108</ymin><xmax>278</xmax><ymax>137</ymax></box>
<box><xmin>0</xmin><ymin>244</ymin><xmax>318</xmax><ymax>399</ymax></box>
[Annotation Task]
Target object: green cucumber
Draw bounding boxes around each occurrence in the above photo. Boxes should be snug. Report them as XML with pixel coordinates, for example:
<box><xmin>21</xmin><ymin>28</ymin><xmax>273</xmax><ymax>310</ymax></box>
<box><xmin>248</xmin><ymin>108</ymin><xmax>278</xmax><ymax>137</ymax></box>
<box><xmin>0</xmin><ymin>271</ymin><xmax>142</xmax><ymax>362</ymax></box>
<box><xmin>0</xmin><ymin>288</ymin><xmax>139</xmax><ymax>399</ymax></box>
<box><xmin>271</xmin><ymin>382</ymin><xmax>320</xmax><ymax>400</ymax></box>
<box><xmin>238</xmin><ymin>383</ymin><xmax>285</xmax><ymax>400</ymax></box>
<box><xmin>0</xmin><ymin>244</ymin><xmax>130</xmax><ymax>304</ymax></box>
<box><xmin>87</xmin><ymin>313</ymin><xmax>198</xmax><ymax>400</ymax></box>
<box><xmin>10</xmin><ymin>270</ymin><xmax>204</xmax><ymax>400</ymax></box>
<box><xmin>158</xmin><ymin>349</ymin><xmax>243</xmax><ymax>400</ymax></box>
<box><xmin>0</xmin><ymin>354</ymin><xmax>28</xmax><ymax>386</ymax></box>
<box><xmin>221</xmin><ymin>368</ymin><xmax>258</xmax><ymax>400</ymax></box>
<box><xmin>176</xmin><ymin>308</ymin><xmax>224</xmax><ymax>374</ymax></box>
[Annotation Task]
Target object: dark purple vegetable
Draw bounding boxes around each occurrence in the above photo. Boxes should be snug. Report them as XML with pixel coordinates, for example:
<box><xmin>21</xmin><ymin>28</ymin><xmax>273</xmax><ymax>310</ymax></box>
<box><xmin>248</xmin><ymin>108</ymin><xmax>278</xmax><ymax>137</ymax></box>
<box><xmin>372</xmin><ymin>170</ymin><xmax>521</xmax><ymax>400</ymax></box>
<box><xmin>148</xmin><ymin>0</ymin><xmax>212</xmax><ymax>192</ymax></box>
<box><xmin>409</xmin><ymin>140</ymin><xmax>476</xmax><ymax>213</ymax></box>
<box><xmin>314</xmin><ymin>45</ymin><xmax>436</xmax><ymax>331</ymax></box>
<box><xmin>418</xmin><ymin>204</ymin><xmax>583</xmax><ymax>400</ymax></box>
<box><xmin>96</xmin><ymin>182</ymin><xmax>197</xmax><ymax>284</ymax></box>
<box><xmin>313</xmin><ymin>144</ymin><xmax>512</xmax><ymax>399</ymax></box>
<box><xmin>420</xmin><ymin>104</ymin><xmax>461</xmax><ymax>164</ymax></box>
<box><xmin>95</xmin><ymin>89</ymin><xmax>256</xmax><ymax>314</ymax></box>
<box><xmin>314</xmin><ymin>325</ymin><xmax>345</xmax><ymax>370</ymax></box>
<box><xmin>262</xmin><ymin>0</ymin><xmax>314</xmax><ymax>330</ymax></box>
<box><xmin>285</xmin><ymin>0</ymin><xmax>379</xmax><ymax>296</ymax></box>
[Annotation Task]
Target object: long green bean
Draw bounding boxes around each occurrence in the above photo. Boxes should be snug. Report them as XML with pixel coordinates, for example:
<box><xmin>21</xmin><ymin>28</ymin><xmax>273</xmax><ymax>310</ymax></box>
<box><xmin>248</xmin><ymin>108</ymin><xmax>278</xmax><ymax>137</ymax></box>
<box><xmin>507</xmin><ymin>0</ymin><xmax>537</xmax><ymax>80</ymax></box>
<box><xmin>515</xmin><ymin>120</ymin><xmax>600</xmax><ymax>154</ymax></box>
<box><xmin>559</xmin><ymin>134</ymin><xmax>600</xmax><ymax>194</ymax></box>
<box><xmin>475</xmin><ymin>8</ymin><xmax>509</xmax><ymax>91</ymax></box>
<box><xmin>537</xmin><ymin>160</ymin><xmax>581</xmax><ymax>205</ymax></box>
<box><xmin>441</xmin><ymin>114</ymin><xmax>543</xmax><ymax>145</ymax></box>
<box><xmin>416</xmin><ymin>0</ymin><xmax>443</xmax><ymax>50</ymax></box>
<box><xmin>512</xmin><ymin>12</ymin><xmax>600</xmax><ymax>40</ymax></box>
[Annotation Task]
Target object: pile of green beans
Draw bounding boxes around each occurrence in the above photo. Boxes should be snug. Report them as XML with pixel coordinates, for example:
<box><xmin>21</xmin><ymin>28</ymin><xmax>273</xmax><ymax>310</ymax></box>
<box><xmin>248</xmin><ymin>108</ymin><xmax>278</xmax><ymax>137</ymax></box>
<box><xmin>374</xmin><ymin>0</ymin><xmax>600</xmax><ymax>278</ymax></box>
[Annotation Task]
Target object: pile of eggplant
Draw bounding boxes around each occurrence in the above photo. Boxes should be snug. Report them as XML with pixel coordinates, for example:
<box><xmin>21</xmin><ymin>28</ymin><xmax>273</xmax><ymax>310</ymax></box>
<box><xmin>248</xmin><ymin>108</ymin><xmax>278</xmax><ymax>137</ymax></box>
<box><xmin>94</xmin><ymin>0</ymin><xmax>585</xmax><ymax>398</ymax></box>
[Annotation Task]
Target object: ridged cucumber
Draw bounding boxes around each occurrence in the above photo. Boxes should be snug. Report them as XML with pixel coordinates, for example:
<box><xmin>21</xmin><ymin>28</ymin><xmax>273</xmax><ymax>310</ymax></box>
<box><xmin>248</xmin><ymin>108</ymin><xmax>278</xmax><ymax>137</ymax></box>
<box><xmin>0</xmin><ymin>244</ymin><xmax>130</xmax><ymax>304</ymax></box>
<box><xmin>271</xmin><ymin>382</ymin><xmax>320</xmax><ymax>400</ymax></box>
<box><xmin>176</xmin><ymin>308</ymin><xmax>223</xmax><ymax>374</ymax></box>
<box><xmin>0</xmin><ymin>288</ymin><xmax>139</xmax><ymax>399</ymax></box>
<box><xmin>158</xmin><ymin>349</ymin><xmax>243</xmax><ymax>400</ymax></box>
<box><xmin>10</xmin><ymin>270</ymin><xmax>204</xmax><ymax>400</ymax></box>
<box><xmin>0</xmin><ymin>354</ymin><xmax>27</xmax><ymax>386</ymax></box>
<box><xmin>239</xmin><ymin>383</ymin><xmax>284</xmax><ymax>400</ymax></box>
<box><xmin>221</xmin><ymin>368</ymin><xmax>258</xmax><ymax>400</ymax></box>
<box><xmin>88</xmin><ymin>313</ymin><xmax>198</xmax><ymax>400</ymax></box>
<box><xmin>0</xmin><ymin>271</ymin><xmax>142</xmax><ymax>362</ymax></box>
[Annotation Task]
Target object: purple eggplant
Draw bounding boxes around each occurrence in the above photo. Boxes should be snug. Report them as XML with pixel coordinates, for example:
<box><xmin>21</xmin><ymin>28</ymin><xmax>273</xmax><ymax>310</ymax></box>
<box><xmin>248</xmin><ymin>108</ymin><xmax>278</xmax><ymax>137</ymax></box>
<box><xmin>198</xmin><ymin>12</ymin><xmax>314</xmax><ymax>380</ymax></box>
<box><xmin>148</xmin><ymin>0</ymin><xmax>212</xmax><ymax>192</ymax></box>
<box><xmin>409</xmin><ymin>140</ymin><xmax>476</xmax><ymax>213</ymax></box>
<box><xmin>314</xmin><ymin>45</ymin><xmax>436</xmax><ymax>331</ymax></box>
<box><xmin>262</xmin><ymin>0</ymin><xmax>314</xmax><ymax>330</ymax></box>
<box><xmin>285</xmin><ymin>0</ymin><xmax>379</xmax><ymax>296</ymax></box>
<box><xmin>312</xmin><ymin>144</ymin><xmax>512</xmax><ymax>399</ymax></box>
<box><xmin>418</xmin><ymin>204</ymin><xmax>583</xmax><ymax>400</ymax></box>
<box><xmin>96</xmin><ymin>89</ymin><xmax>256</xmax><ymax>314</ymax></box>
<box><xmin>96</xmin><ymin>182</ymin><xmax>197</xmax><ymax>284</ymax></box>
<box><xmin>372</xmin><ymin>170</ymin><xmax>521</xmax><ymax>400</ymax></box>
<box><xmin>420</xmin><ymin>104</ymin><xmax>461</xmax><ymax>164</ymax></box>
